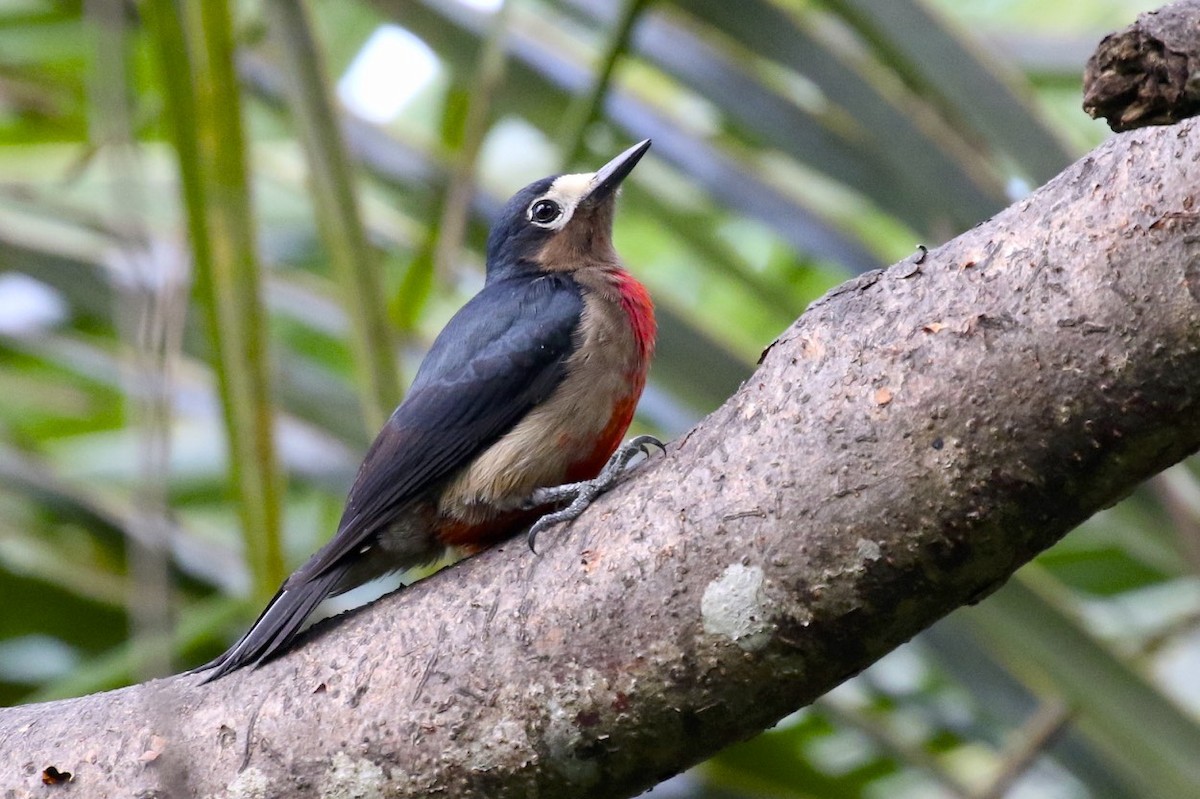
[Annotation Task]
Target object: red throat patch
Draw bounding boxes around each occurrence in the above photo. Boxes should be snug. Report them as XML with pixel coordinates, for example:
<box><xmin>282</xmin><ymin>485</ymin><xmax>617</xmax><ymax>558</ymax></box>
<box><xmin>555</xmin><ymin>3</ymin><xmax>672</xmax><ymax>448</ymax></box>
<box><xmin>613</xmin><ymin>269</ymin><xmax>656</xmax><ymax>362</ymax></box>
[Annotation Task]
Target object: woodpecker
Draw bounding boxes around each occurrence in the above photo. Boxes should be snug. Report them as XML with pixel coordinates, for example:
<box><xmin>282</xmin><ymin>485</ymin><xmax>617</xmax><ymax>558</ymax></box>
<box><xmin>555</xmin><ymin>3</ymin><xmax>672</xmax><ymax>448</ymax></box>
<box><xmin>197</xmin><ymin>140</ymin><xmax>658</xmax><ymax>680</ymax></box>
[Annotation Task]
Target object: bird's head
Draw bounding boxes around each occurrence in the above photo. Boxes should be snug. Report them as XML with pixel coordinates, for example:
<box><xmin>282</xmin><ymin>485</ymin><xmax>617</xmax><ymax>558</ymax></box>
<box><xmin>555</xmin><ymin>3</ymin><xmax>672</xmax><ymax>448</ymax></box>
<box><xmin>486</xmin><ymin>139</ymin><xmax>651</xmax><ymax>278</ymax></box>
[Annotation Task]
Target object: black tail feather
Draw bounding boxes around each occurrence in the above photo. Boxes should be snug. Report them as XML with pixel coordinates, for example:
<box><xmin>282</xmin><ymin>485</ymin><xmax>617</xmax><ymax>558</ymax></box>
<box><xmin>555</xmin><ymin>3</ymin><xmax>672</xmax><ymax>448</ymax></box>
<box><xmin>193</xmin><ymin>569</ymin><xmax>343</xmax><ymax>682</ymax></box>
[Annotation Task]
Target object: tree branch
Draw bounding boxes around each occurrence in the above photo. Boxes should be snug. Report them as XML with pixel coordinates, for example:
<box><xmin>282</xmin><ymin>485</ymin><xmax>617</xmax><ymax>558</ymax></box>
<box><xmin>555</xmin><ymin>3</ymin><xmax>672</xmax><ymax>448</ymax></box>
<box><xmin>4</xmin><ymin>109</ymin><xmax>1200</xmax><ymax>799</ymax></box>
<box><xmin>1083</xmin><ymin>0</ymin><xmax>1200</xmax><ymax>130</ymax></box>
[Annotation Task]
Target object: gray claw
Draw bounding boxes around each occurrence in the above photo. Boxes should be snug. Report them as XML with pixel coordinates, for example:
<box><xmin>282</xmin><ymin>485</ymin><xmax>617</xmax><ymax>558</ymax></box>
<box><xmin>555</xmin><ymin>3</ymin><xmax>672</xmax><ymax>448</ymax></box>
<box><xmin>524</xmin><ymin>435</ymin><xmax>665</xmax><ymax>554</ymax></box>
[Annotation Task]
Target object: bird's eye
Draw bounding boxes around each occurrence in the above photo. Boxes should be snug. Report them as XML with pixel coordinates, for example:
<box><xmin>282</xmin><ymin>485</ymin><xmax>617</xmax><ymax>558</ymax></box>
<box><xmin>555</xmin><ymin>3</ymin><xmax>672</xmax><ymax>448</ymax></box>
<box><xmin>529</xmin><ymin>199</ymin><xmax>562</xmax><ymax>225</ymax></box>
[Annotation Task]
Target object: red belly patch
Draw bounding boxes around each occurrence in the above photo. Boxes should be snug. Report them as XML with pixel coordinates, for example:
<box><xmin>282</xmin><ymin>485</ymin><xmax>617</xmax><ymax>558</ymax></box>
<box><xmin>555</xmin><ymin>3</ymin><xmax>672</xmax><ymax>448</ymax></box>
<box><xmin>563</xmin><ymin>390</ymin><xmax>640</xmax><ymax>483</ymax></box>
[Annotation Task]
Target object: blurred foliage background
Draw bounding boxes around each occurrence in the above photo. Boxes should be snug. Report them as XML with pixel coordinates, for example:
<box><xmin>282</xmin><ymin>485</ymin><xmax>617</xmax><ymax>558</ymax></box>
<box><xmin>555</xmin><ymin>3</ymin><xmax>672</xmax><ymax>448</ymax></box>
<box><xmin>1</xmin><ymin>0</ymin><xmax>1197</xmax><ymax>796</ymax></box>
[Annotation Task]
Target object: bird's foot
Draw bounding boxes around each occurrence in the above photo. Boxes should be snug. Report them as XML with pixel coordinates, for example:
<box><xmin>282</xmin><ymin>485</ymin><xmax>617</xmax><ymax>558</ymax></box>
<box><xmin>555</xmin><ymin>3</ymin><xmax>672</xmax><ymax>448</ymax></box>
<box><xmin>525</xmin><ymin>435</ymin><xmax>664</xmax><ymax>553</ymax></box>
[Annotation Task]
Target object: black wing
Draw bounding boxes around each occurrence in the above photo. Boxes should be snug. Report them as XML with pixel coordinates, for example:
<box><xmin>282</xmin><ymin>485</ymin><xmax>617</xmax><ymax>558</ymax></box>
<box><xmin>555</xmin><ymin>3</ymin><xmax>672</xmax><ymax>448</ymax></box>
<box><xmin>304</xmin><ymin>271</ymin><xmax>584</xmax><ymax>577</ymax></box>
<box><xmin>196</xmin><ymin>273</ymin><xmax>582</xmax><ymax>680</ymax></box>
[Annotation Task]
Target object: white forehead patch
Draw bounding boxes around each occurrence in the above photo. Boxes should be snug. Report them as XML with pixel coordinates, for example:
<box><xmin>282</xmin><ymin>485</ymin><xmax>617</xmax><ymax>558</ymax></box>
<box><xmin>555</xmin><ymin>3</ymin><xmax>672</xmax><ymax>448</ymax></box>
<box><xmin>527</xmin><ymin>171</ymin><xmax>596</xmax><ymax>230</ymax></box>
<box><xmin>548</xmin><ymin>172</ymin><xmax>594</xmax><ymax>201</ymax></box>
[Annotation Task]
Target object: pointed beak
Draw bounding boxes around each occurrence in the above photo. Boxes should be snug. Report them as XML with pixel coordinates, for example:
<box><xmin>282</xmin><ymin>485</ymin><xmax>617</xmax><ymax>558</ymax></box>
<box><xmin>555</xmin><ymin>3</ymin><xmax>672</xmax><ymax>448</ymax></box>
<box><xmin>582</xmin><ymin>139</ymin><xmax>651</xmax><ymax>205</ymax></box>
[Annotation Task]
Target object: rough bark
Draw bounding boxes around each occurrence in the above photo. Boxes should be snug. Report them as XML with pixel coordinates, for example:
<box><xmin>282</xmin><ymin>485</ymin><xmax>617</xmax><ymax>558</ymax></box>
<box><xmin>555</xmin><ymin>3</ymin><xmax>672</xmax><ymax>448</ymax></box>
<box><xmin>4</xmin><ymin>113</ymin><xmax>1200</xmax><ymax>799</ymax></box>
<box><xmin>1083</xmin><ymin>0</ymin><xmax>1200</xmax><ymax>130</ymax></box>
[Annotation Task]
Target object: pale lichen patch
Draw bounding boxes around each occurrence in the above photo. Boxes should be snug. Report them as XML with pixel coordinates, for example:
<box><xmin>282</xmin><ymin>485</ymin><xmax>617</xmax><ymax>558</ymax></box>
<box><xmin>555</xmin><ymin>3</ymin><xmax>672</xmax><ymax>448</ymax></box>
<box><xmin>701</xmin><ymin>564</ymin><xmax>772</xmax><ymax>651</ymax></box>
<box><xmin>855</xmin><ymin>538</ymin><xmax>881</xmax><ymax>563</ymax></box>
<box><xmin>224</xmin><ymin>767</ymin><xmax>268</xmax><ymax>799</ymax></box>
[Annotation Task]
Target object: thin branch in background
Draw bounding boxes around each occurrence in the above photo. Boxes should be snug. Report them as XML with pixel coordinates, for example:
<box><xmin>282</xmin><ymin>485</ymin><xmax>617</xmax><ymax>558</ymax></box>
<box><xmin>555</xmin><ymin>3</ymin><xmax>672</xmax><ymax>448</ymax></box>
<box><xmin>814</xmin><ymin>696</ymin><xmax>977</xmax><ymax>798</ymax></box>
<box><xmin>86</xmin><ymin>0</ymin><xmax>180</xmax><ymax>680</ymax></box>
<box><xmin>430</xmin><ymin>0</ymin><xmax>513</xmax><ymax>282</ymax></box>
<box><xmin>262</xmin><ymin>0</ymin><xmax>401</xmax><ymax>432</ymax></box>
<box><xmin>558</xmin><ymin>0</ymin><xmax>651</xmax><ymax>168</ymax></box>
<box><xmin>972</xmin><ymin>701</ymin><xmax>1073</xmax><ymax>799</ymax></box>
<box><xmin>1150</xmin><ymin>465</ymin><xmax>1200</xmax><ymax>574</ymax></box>
<box><xmin>1139</xmin><ymin>609</ymin><xmax>1200</xmax><ymax>657</ymax></box>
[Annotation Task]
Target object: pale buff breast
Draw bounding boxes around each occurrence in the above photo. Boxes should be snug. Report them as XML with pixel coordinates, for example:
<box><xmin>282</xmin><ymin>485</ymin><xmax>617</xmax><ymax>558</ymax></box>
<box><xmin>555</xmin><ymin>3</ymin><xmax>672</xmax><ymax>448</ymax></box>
<box><xmin>437</xmin><ymin>288</ymin><xmax>643</xmax><ymax>524</ymax></box>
